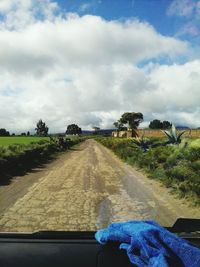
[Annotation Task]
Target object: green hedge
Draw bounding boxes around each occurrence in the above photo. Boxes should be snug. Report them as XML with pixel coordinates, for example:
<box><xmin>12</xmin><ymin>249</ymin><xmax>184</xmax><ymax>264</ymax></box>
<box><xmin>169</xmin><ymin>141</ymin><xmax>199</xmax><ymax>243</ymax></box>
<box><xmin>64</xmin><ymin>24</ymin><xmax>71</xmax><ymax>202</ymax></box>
<box><xmin>0</xmin><ymin>137</ymin><xmax>84</xmax><ymax>176</ymax></box>
<box><xmin>95</xmin><ymin>137</ymin><xmax>200</xmax><ymax>205</ymax></box>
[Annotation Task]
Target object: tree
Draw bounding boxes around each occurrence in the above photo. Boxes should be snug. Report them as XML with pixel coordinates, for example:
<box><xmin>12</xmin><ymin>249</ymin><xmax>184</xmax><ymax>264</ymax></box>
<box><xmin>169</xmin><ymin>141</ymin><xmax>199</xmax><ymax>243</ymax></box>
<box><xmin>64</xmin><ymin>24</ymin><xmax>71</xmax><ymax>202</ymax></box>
<box><xmin>27</xmin><ymin>131</ymin><xmax>30</xmax><ymax>136</ymax></box>
<box><xmin>113</xmin><ymin>121</ymin><xmax>127</xmax><ymax>131</ymax></box>
<box><xmin>21</xmin><ymin>132</ymin><xmax>26</xmax><ymax>136</ymax></box>
<box><xmin>149</xmin><ymin>119</ymin><xmax>171</xmax><ymax>129</ymax></box>
<box><xmin>35</xmin><ymin>119</ymin><xmax>49</xmax><ymax>136</ymax></box>
<box><xmin>92</xmin><ymin>126</ymin><xmax>100</xmax><ymax>135</ymax></box>
<box><xmin>149</xmin><ymin>119</ymin><xmax>163</xmax><ymax>129</ymax></box>
<box><xmin>119</xmin><ymin>112</ymin><xmax>143</xmax><ymax>137</ymax></box>
<box><xmin>0</xmin><ymin>128</ymin><xmax>10</xmax><ymax>136</ymax></box>
<box><xmin>66</xmin><ymin>124</ymin><xmax>82</xmax><ymax>135</ymax></box>
<box><xmin>162</xmin><ymin>121</ymin><xmax>172</xmax><ymax>129</ymax></box>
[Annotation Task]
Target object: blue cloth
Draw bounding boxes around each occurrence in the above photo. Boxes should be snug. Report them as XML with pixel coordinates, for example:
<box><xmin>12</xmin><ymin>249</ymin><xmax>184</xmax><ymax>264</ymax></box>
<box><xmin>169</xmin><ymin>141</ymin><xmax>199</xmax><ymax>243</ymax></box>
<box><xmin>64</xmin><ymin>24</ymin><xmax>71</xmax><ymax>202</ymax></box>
<box><xmin>95</xmin><ymin>220</ymin><xmax>200</xmax><ymax>267</ymax></box>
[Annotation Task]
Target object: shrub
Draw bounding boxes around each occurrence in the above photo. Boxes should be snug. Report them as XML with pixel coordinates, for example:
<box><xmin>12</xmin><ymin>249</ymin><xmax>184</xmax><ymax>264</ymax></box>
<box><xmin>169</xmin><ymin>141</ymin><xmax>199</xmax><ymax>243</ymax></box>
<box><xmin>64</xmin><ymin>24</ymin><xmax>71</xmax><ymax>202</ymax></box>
<box><xmin>183</xmin><ymin>147</ymin><xmax>200</xmax><ymax>161</ymax></box>
<box><xmin>0</xmin><ymin>137</ymin><xmax>84</xmax><ymax>177</ymax></box>
<box><xmin>95</xmin><ymin>136</ymin><xmax>200</xmax><ymax>204</ymax></box>
<box><xmin>166</xmin><ymin>163</ymin><xmax>195</xmax><ymax>182</ymax></box>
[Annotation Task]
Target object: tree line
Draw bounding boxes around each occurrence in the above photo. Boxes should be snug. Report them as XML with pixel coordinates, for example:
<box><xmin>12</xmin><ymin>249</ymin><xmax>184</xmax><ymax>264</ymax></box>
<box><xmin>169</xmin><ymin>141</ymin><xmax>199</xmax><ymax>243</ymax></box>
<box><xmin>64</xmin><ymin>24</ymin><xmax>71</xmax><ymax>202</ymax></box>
<box><xmin>0</xmin><ymin>120</ymin><xmax>83</xmax><ymax>137</ymax></box>
<box><xmin>113</xmin><ymin>112</ymin><xmax>172</xmax><ymax>137</ymax></box>
<box><xmin>34</xmin><ymin>120</ymin><xmax>82</xmax><ymax>136</ymax></box>
<box><xmin>0</xmin><ymin>115</ymin><xmax>173</xmax><ymax>137</ymax></box>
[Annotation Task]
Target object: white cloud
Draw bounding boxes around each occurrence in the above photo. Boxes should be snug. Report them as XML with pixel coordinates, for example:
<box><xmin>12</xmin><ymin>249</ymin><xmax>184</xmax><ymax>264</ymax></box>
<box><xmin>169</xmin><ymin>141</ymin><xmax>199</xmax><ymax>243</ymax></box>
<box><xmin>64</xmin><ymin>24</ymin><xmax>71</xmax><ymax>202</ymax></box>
<box><xmin>167</xmin><ymin>0</ymin><xmax>200</xmax><ymax>38</ymax></box>
<box><xmin>79</xmin><ymin>2</ymin><xmax>93</xmax><ymax>13</ymax></box>
<box><xmin>176</xmin><ymin>23</ymin><xmax>199</xmax><ymax>37</ymax></box>
<box><xmin>0</xmin><ymin>0</ymin><xmax>199</xmax><ymax>133</ymax></box>
<box><xmin>140</xmin><ymin>60</ymin><xmax>200</xmax><ymax>127</ymax></box>
<box><xmin>0</xmin><ymin>0</ymin><xmax>59</xmax><ymax>30</ymax></box>
<box><xmin>167</xmin><ymin>0</ymin><xmax>196</xmax><ymax>17</ymax></box>
<box><xmin>0</xmin><ymin>14</ymin><xmax>188</xmax><ymax>74</ymax></box>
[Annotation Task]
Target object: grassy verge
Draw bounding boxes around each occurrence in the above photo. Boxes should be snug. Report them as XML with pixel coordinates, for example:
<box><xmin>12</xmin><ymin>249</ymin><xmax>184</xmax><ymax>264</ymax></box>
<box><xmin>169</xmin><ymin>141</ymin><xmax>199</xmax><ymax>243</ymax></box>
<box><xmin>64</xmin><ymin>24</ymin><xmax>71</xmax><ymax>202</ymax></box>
<box><xmin>0</xmin><ymin>137</ymin><xmax>85</xmax><ymax>183</ymax></box>
<box><xmin>95</xmin><ymin>137</ymin><xmax>200</xmax><ymax>205</ymax></box>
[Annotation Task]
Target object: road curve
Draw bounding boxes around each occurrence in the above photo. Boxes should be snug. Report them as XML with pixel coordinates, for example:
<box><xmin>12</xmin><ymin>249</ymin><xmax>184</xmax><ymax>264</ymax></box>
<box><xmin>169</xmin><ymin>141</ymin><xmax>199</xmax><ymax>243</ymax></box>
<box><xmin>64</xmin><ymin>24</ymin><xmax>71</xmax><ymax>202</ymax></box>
<box><xmin>0</xmin><ymin>139</ymin><xmax>199</xmax><ymax>232</ymax></box>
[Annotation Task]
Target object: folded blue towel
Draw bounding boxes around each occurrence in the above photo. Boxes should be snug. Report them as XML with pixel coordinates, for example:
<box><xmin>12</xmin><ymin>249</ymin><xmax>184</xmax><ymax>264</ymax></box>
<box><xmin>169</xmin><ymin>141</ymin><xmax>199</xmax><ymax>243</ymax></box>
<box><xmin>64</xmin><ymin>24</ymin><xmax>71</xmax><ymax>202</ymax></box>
<box><xmin>95</xmin><ymin>220</ymin><xmax>200</xmax><ymax>267</ymax></box>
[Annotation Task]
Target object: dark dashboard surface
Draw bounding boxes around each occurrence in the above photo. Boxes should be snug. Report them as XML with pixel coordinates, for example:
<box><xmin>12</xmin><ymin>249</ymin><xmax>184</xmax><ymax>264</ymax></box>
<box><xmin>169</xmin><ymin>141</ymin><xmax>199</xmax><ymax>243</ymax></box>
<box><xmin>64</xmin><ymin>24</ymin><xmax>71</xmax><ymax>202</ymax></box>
<box><xmin>0</xmin><ymin>233</ymin><xmax>132</xmax><ymax>267</ymax></box>
<box><xmin>0</xmin><ymin>219</ymin><xmax>199</xmax><ymax>267</ymax></box>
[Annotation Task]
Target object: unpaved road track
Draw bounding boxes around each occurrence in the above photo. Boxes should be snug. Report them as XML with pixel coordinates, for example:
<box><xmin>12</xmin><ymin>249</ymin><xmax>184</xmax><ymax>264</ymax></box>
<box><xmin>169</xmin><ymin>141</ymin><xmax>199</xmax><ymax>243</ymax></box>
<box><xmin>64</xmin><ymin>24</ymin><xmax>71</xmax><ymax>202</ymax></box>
<box><xmin>0</xmin><ymin>139</ymin><xmax>199</xmax><ymax>232</ymax></box>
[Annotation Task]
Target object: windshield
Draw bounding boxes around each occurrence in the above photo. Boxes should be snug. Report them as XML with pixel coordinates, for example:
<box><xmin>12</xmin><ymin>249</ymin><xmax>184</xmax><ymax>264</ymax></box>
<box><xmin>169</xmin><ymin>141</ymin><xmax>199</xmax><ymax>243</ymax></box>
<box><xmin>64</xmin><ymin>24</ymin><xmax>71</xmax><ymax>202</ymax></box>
<box><xmin>0</xmin><ymin>0</ymin><xmax>200</xmax><ymax>233</ymax></box>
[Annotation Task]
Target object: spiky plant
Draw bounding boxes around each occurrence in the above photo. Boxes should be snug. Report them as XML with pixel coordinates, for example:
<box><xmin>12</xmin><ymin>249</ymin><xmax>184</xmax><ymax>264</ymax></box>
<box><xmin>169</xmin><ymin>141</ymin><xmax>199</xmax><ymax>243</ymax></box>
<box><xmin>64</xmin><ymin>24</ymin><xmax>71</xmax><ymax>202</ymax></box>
<box><xmin>132</xmin><ymin>135</ymin><xmax>152</xmax><ymax>152</ymax></box>
<box><xmin>162</xmin><ymin>124</ymin><xmax>186</xmax><ymax>144</ymax></box>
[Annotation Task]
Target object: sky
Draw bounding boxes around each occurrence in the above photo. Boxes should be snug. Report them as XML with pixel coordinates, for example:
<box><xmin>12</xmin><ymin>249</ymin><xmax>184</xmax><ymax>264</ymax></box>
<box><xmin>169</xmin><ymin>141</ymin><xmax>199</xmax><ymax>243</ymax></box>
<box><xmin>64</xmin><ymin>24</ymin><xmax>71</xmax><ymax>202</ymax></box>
<box><xmin>0</xmin><ymin>0</ymin><xmax>199</xmax><ymax>133</ymax></box>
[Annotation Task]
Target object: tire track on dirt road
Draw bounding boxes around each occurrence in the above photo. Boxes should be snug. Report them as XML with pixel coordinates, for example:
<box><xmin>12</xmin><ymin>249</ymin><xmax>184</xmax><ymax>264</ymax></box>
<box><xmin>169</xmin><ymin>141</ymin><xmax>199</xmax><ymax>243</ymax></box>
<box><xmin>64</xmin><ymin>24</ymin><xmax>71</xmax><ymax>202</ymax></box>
<box><xmin>0</xmin><ymin>139</ymin><xmax>199</xmax><ymax>232</ymax></box>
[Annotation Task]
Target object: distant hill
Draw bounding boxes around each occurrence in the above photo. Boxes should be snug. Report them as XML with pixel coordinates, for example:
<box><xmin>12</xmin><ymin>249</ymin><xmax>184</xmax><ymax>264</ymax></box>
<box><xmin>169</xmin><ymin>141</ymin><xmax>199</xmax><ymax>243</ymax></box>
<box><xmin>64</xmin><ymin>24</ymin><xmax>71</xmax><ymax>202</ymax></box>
<box><xmin>81</xmin><ymin>130</ymin><xmax>92</xmax><ymax>135</ymax></box>
<box><xmin>176</xmin><ymin>126</ymin><xmax>190</xmax><ymax>130</ymax></box>
<box><xmin>82</xmin><ymin>129</ymin><xmax>115</xmax><ymax>136</ymax></box>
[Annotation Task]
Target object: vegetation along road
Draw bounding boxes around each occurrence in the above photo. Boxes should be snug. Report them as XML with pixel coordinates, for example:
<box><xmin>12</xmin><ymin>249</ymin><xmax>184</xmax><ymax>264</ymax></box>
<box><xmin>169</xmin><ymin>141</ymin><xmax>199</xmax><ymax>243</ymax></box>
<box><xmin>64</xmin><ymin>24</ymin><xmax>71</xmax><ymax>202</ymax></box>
<box><xmin>0</xmin><ymin>139</ymin><xmax>199</xmax><ymax>232</ymax></box>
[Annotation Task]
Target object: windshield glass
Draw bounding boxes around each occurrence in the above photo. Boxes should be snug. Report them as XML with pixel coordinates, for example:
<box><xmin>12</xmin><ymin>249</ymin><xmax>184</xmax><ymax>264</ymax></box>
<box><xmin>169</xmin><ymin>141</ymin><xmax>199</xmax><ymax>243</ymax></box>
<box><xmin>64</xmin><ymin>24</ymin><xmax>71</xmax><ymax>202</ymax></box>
<box><xmin>0</xmin><ymin>0</ymin><xmax>200</xmax><ymax>233</ymax></box>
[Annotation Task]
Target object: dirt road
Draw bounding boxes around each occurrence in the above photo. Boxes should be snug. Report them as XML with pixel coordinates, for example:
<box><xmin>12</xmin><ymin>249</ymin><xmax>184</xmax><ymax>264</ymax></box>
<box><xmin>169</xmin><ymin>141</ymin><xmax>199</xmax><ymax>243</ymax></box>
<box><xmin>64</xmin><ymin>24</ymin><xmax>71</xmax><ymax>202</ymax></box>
<box><xmin>0</xmin><ymin>139</ymin><xmax>199</xmax><ymax>232</ymax></box>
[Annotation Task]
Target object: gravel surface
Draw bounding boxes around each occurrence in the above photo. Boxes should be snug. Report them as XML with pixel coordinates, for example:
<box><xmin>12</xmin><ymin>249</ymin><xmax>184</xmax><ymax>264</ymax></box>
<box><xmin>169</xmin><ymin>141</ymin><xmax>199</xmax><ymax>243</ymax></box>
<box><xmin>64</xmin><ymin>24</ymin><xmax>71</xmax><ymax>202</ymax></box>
<box><xmin>0</xmin><ymin>139</ymin><xmax>199</xmax><ymax>232</ymax></box>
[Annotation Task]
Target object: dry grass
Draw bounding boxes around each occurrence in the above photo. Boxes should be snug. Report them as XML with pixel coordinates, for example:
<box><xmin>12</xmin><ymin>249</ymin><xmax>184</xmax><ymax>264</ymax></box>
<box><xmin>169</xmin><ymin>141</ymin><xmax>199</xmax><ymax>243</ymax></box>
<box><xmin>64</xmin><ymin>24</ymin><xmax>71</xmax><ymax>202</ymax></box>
<box><xmin>137</xmin><ymin>129</ymin><xmax>200</xmax><ymax>138</ymax></box>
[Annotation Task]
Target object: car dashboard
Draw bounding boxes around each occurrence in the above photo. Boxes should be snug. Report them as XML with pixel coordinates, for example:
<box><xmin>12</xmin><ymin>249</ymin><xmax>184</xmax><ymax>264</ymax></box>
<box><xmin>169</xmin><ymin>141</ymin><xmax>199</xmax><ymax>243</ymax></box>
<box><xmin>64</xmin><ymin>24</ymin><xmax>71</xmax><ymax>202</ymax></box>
<box><xmin>0</xmin><ymin>219</ymin><xmax>199</xmax><ymax>267</ymax></box>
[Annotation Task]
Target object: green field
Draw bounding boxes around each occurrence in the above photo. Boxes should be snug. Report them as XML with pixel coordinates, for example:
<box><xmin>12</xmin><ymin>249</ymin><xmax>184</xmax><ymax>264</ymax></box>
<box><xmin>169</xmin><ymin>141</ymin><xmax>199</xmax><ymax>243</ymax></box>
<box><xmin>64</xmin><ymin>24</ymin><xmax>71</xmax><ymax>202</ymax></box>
<box><xmin>0</xmin><ymin>137</ymin><xmax>49</xmax><ymax>147</ymax></box>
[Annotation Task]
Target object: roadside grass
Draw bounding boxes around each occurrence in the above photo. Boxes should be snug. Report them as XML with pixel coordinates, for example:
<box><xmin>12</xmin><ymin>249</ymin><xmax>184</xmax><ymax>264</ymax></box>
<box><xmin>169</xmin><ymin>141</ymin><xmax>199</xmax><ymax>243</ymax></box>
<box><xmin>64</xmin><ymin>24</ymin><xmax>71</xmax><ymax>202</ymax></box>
<box><xmin>187</xmin><ymin>138</ymin><xmax>200</xmax><ymax>147</ymax></box>
<box><xmin>0</xmin><ymin>136</ymin><xmax>49</xmax><ymax>147</ymax></box>
<box><xmin>0</xmin><ymin>136</ymin><xmax>85</xmax><ymax>185</ymax></box>
<box><xmin>95</xmin><ymin>136</ymin><xmax>200</xmax><ymax>206</ymax></box>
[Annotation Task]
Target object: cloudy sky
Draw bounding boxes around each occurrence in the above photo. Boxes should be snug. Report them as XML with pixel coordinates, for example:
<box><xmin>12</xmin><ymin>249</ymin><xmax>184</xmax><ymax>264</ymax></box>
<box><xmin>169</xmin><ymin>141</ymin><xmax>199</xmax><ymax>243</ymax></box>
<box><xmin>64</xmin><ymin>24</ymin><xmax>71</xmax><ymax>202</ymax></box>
<box><xmin>0</xmin><ymin>0</ymin><xmax>200</xmax><ymax>133</ymax></box>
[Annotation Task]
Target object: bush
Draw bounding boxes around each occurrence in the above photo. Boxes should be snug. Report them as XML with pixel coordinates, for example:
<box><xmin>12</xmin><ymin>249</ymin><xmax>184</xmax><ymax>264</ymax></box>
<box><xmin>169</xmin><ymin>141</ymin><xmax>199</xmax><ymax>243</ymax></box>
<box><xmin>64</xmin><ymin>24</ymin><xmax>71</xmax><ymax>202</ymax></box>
<box><xmin>0</xmin><ymin>137</ymin><xmax>84</xmax><ymax>177</ymax></box>
<box><xmin>166</xmin><ymin>163</ymin><xmax>195</xmax><ymax>182</ymax></box>
<box><xmin>95</xmin><ymin>137</ymin><xmax>200</xmax><ymax>204</ymax></box>
<box><xmin>183</xmin><ymin>147</ymin><xmax>200</xmax><ymax>161</ymax></box>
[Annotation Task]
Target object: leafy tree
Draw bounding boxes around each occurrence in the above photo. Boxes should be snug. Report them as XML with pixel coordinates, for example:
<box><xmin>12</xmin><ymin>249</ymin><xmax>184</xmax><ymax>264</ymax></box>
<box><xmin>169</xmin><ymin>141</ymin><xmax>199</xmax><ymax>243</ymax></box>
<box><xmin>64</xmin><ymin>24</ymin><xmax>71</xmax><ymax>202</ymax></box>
<box><xmin>162</xmin><ymin>121</ymin><xmax>172</xmax><ymax>129</ymax></box>
<box><xmin>149</xmin><ymin>119</ymin><xmax>163</xmax><ymax>129</ymax></box>
<box><xmin>27</xmin><ymin>131</ymin><xmax>30</xmax><ymax>136</ymax></box>
<box><xmin>66</xmin><ymin>124</ymin><xmax>82</xmax><ymax>135</ymax></box>
<box><xmin>113</xmin><ymin>121</ymin><xmax>127</xmax><ymax>131</ymax></box>
<box><xmin>149</xmin><ymin>119</ymin><xmax>171</xmax><ymax>129</ymax></box>
<box><xmin>119</xmin><ymin>112</ymin><xmax>143</xmax><ymax>137</ymax></box>
<box><xmin>35</xmin><ymin>119</ymin><xmax>49</xmax><ymax>136</ymax></box>
<box><xmin>92</xmin><ymin>126</ymin><xmax>100</xmax><ymax>135</ymax></box>
<box><xmin>21</xmin><ymin>132</ymin><xmax>26</xmax><ymax>136</ymax></box>
<box><xmin>0</xmin><ymin>128</ymin><xmax>10</xmax><ymax>136</ymax></box>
